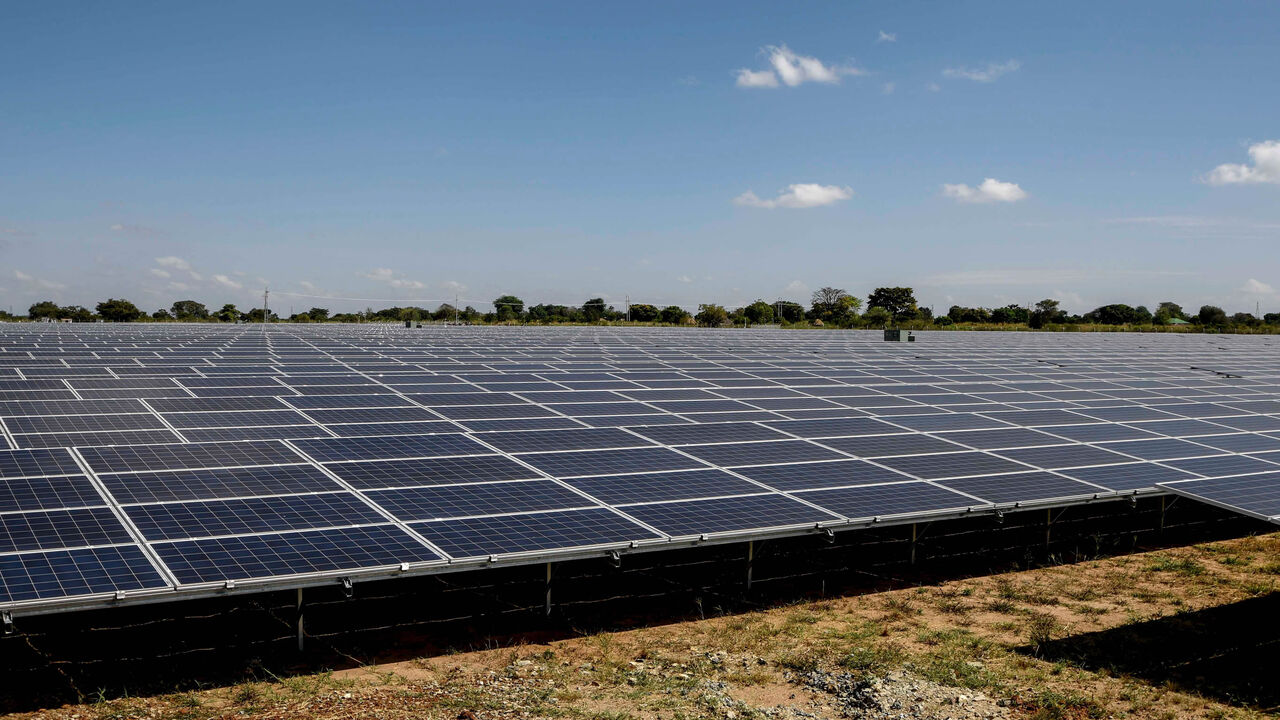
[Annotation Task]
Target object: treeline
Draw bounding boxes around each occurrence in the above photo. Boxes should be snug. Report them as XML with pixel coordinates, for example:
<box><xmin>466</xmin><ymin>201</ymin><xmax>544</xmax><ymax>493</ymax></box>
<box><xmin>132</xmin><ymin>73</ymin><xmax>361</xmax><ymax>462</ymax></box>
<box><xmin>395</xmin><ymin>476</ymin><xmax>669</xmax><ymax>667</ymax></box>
<box><xmin>8</xmin><ymin>291</ymin><xmax>1280</xmax><ymax>333</ymax></box>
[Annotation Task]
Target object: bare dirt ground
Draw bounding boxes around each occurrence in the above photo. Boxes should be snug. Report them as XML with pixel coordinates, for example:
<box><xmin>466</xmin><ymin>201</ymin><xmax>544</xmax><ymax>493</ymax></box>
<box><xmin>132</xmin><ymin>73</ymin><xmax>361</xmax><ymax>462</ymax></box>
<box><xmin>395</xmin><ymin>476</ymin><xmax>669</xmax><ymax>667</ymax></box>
<box><xmin>7</xmin><ymin>532</ymin><xmax>1279</xmax><ymax>720</ymax></box>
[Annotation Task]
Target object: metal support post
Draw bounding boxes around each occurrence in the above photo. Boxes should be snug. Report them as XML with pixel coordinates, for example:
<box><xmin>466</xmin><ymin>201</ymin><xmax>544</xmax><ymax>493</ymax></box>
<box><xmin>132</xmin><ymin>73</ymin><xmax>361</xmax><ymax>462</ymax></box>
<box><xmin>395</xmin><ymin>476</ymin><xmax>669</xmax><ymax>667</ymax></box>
<box><xmin>295</xmin><ymin>588</ymin><xmax>305</xmax><ymax>652</ymax></box>
<box><xmin>544</xmin><ymin>563</ymin><xmax>553</xmax><ymax>618</ymax></box>
<box><xmin>745</xmin><ymin>541</ymin><xmax>754</xmax><ymax>590</ymax></box>
<box><xmin>910</xmin><ymin>523</ymin><xmax>917</xmax><ymax>565</ymax></box>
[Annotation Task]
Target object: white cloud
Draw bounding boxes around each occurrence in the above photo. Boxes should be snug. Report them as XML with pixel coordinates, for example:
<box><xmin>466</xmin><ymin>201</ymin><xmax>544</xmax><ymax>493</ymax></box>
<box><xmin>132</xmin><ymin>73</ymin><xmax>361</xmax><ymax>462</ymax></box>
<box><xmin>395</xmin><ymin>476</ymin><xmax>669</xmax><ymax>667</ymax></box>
<box><xmin>734</xmin><ymin>183</ymin><xmax>854</xmax><ymax>209</ymax></box>
<box><xmin>167</xmin><ymin>281</ymin><xmax>195</xmax><ymax>292</ymax></box>
<box><xmin>148</xmin><ymin>268</ymin><xmax>171</xmax><ymax>279</ymax></box>
<box><xmin>736</xmin><ymin>45</ymin><xmax>864</xmax><ymax>89</ymax></box>
<box><xmin>735</xmin><ymin>68</ymin><xmax>779</xmax><ymax>88</ymax></box>
<box><xmin>361</xmin><ymin>268</ymin><xmax>426</xmax><ymax>290</ymax></box>
<box><xmin>13</xmin><ymin>269</ymin><xmax>66</xmax><ymax>290</ymax></box>
<box><xmin>877</xmin><ymin>30</ymin><xmax>896</xmax><ymax>43</ymax></box>
<box><xmin>783</xmin><ymin>280</ymin><xmax>809</xmax><ymax>297</ymax></box>
<box><xmin>297</xmin><ymin>280</ymin><xmax>319</xmax><ymax>292</ymax></box>
<box><xmin>942</xmin><ymin>60</ymin><xmax>1020</xmax><ymax>82</ymax></box>
<box><xmin>677</xmin><ymin>275</ymin><xmax>693</xmax><ymax>283</ymax></box>
<box><xmin>925</xmin><ymin>268</ymin><xmax>1192</xmax><ymax>286</ymax></box>
<box><xmin>110</xmin><ymin>222</ymin><xmax>164</xmax><ymax>237</ymax></box>
<box><xmin>213</xmin><ymin>274</ymin><xmax>243</xmax><ymax>290</ymax></box>
<box><xmin>155</xmin><ymin>256</ymin><xmax>192</xmax><ymax>271</ymax></box>
<box><xmin>942</xmin><ymin>178</ymin><xmax>1027</xmax><ymax>204</ymax></box>
<box><xmin>442</xmin><ymin>280</ymin><xmax>467</xmax><ymax>293</ymax></box>
<box><xmin>1204</xmin><ymin>140</ymin><xmax>1280</xmax><ymax>185</ymax></box>
<box><xmin>1240</xmin><ymin>278</ymin><xmax>1275</xmax><ymax>295</ymax></box>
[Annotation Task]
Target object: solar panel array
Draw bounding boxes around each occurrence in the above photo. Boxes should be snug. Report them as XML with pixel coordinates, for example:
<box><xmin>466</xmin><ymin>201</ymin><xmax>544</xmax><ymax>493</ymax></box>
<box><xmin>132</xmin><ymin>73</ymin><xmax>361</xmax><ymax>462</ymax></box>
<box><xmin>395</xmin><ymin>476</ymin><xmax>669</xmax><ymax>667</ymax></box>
<box><xmin>1</xmin><ymin>323</ymin><xmax>1278</xmax><ymax>614</ymax></box>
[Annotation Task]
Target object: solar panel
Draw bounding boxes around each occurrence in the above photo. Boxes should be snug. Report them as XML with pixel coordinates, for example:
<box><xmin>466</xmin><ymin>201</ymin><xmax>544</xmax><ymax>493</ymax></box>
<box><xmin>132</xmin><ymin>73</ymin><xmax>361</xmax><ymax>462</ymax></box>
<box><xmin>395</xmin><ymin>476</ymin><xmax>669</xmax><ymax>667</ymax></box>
<box><xmin>154</xmin><ymin>525</ymin><xmax>441</xmax><ymax>584</ymax></box>
<box><xmin>1158</xmin><ymin>472</ymin><xmax>1280</xmax><ymax>523</ymax></box>
<box><xmin>4</xmin><ymin>324</ymin><xmax>1280</xmax><ymax>616</ymax></box>
<box><xmin>414</xmin><ymin>508</ymin><xmax>661</xmax><ymax>558</ymax></box>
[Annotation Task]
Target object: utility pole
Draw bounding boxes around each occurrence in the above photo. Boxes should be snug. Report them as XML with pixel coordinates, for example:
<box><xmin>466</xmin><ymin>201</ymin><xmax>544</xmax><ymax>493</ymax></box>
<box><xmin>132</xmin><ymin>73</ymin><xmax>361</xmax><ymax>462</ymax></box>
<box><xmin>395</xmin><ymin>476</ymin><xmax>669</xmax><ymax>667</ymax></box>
<box><xmin>455</xmin><ymin>293</ymin><xmax>459</xmax><ymax>324</ymax></box>
<box><xmin>262</xmin><ymin>288</ymin><xmax>269</xmax><ymax>324</ymax></box>
<box><xmin>626</xmin><ymin>295</ymin><xmax>630</xmax><ymax>323</ymax></box>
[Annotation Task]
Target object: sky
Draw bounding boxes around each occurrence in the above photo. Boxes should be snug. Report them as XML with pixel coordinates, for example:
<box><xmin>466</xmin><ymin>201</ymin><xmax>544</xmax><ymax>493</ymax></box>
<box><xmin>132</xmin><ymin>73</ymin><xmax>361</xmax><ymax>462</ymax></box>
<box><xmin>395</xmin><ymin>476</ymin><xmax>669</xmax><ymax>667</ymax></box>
<box><xmin>2</xmin><ymin>1</ymin><xmax>1278</xmax><ymax>316</ymax></box>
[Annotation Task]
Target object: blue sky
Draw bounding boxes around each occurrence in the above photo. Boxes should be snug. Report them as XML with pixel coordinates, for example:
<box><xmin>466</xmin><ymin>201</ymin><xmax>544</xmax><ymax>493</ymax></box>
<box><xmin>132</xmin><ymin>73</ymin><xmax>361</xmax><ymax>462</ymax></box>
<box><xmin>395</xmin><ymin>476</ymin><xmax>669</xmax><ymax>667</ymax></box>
<box><xmin>2</xmin><ymin>1</ymin><xmax>1278</xmax><ymax>315</ymax></box>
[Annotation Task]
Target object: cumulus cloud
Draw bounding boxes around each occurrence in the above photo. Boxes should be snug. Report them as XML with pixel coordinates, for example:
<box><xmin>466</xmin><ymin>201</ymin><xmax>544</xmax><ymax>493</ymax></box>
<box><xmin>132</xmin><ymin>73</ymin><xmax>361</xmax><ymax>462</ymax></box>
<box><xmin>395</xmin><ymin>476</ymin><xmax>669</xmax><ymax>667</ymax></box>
<box><xmin>213</xmin><ymin>274</ymin><xmax>243</xmax><ymax>290</ymax></box>
<box><xmin>1204</xmin><ymin>140</ymin><xmax>1280</xmax><ymax>185</ymax></box>
<box><xmin>155</xmin><ymin>256</ymin><xmax>192</xmax><ymax>271</ymax></box>
<box><xmin>110</xmin><ymin>223</ymin><xmax>164</xmax><ymax>237</ymax></box>
<box><xmin>736</xmin><ymin>45</ymin><xmax>864</xmax><ymax>88</ymax></box>
<box><xmin>1240</xmin><ymin>278</ymin><xmax>1276</xmax><ymax>295</ymax></box>
<box><xmin>942</xmin><ymin>60</ymin><xmax>1020</xmax><ymax>82</ymax></box>
<box><xmin>877</xmin><ymin>30</ymin><xmax>896</xmax><ymax>43</ymax></box>
<box><xmin>361</xmin><ymin>268</ymin><xmax>426</xmax><ymax>290</ymax></box>
<box><xmin>149</xmin><ymin>268</ymin><xmax>171</xmax><ymax>279</ymax></box>
<box><xmin>677</xmin><ymin>275</ymin><xmax>693</xmax><ymax>283</ymax></box>
<box><xmin>13</xmin><ymin>270</ymin><xmax>66</xmax><ymax>290</ymax></box>
<box><xmin>734</xmin><ymin>183</ymin><xmax>854</xmax><ymax>209</ymax></box>
<box><xmin>942</xmin><ymin>178</ymin><xmax>1027</xmax><ymax>204</ymax></box>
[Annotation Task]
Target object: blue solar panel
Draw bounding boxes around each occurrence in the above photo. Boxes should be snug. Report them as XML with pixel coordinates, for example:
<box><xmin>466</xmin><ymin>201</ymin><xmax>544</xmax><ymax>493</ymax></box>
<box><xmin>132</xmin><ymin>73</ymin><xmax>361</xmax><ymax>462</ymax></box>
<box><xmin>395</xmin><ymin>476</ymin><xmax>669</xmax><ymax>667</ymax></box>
<box><xmin>1158</xmin><ymin>472</ymin><xmax>1280</xmax><ymax>522</ymax></box>
<box><xmin>0</xmin><ymin>475</ymin><xmax>104</xmax><ymax>512</ymax></box>
<box><xmin>794</xmin><ymin>481</ymin><xmax>980</xmax><ymax>519</ymax></box>
<box><xmin>619</xmin><ymin>494</ymin><xmax>839</xmax><ymax>536</ymax></box>
<box><xmin>101</xmin><ymin>464</ymin><xmax>342</xmax><ymax>503</ymax></box>
<box><xmin>368</xmin><ymin>480</ymin><xmax>592</xmax><ymax>520</ymax></box>
<box><xmin>0</xmin><ymin>508</ymin><xmax>135</xmax><ymax>552</ymax></box>
<box><xmin>125</xmin><ymin>493</ymin><xmax>387</xmax><ymax>541</ymax></box>
<box><xmin>0</xmin><ymin>448</ymin><xmax>84</xmax><ymax>478</ymax></box>
<box><xmin>0</xmin><ymin>546</ymin><xmax>168</xmax><ymax>603</ymax></box>
<box><xmin>154</xmin><ymin>525</ymin><xmax>441</xmax><ymax>584</ymax></box>
<box><xmin>414</xmin><ymin>508</ymin><xmax>661</xmax><ymax>558</ymax></box>
<box><xmin>936</xmin><ymin>471</ymin><xmax>1106</xmax><ymax>504</ymax></box>
<box><xmin>734</xmin><ymin>459</ymin><xmax>913</xmax><ymax>490</ymax></box>
<box><xmin>565</xmin><ymin>469</ymin><xmax>763</xmax><ymax>505</ymax></box>
<box><xmin>291</xmin><ymin>433</ymin><xmax>490</xmax><ymax>462</ymax></box>
<box><xmin>517</xmin><ymin>447</ymin><xmax>708</xmax><ymax>477</ymax></box>
<box><xmin>79</xmin><ymin>441</ymin><xmax>305</xmax><ymax>474</ymax></box>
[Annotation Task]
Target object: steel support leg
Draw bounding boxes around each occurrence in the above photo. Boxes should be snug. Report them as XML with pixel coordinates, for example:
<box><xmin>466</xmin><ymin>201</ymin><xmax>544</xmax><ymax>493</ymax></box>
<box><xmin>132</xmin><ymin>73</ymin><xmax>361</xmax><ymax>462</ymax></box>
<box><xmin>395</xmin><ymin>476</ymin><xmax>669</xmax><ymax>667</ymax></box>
<box><xmin>746</xmin><ymin>541</ymin><xmax>754</xmax><ymax>591</ymax></box>
<box><xmin>295</xmin><ymin>588</ymin><xmax>305</xmax><ymax>652</ymax></box>
<box><xmin>544</xmin><ymin>563</ymin><xmax>553</xmax><ymax>618</ymax></box>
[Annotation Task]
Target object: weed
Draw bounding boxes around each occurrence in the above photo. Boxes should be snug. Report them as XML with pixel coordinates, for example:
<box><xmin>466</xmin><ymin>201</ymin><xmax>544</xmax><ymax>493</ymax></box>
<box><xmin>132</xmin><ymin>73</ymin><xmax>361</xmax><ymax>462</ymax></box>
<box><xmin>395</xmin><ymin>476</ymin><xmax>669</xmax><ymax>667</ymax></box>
<box><xmin>1144</xmin><ymin>556</ymin><xmax>1205</xmax><ymax>576</ymax></box>
<box><xmin>1026</xmin><ymin>612</ymin><xmax>1059</xmax><ymax>652</ymax></box>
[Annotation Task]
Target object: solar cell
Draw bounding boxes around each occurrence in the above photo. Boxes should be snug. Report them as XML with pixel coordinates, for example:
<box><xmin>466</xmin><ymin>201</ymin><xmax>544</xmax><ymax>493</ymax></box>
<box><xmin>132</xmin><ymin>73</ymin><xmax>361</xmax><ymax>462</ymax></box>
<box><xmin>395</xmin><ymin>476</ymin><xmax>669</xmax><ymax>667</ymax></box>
<box><xmin>0</xmin><ymin>508</ymin><xmax>136</xmax><ymax>552</ymax></box>
<box><xmin>291</xmin><ymin>433</ymin><xmax>490</xmax><ymax>462</ymax></box>
<box><xmin>368</xmin><ymin>480</ymin><xmax>592</xmax><ymax>520</ymax></box>
<box><xmin>564</xmin><ymin>469</ymin><xmax>763</xmax><ymax>505</ymax></box>
<box><xmin>619</xmin><ymin>494</ymin><xmax>839</xmax><ymax>536</ymax></box>
<box><xmin>794</xmin><ymin>481</ymin><xmax>981</xmax><ymax>519</ymax></box>
<box><xmin>414</xmin><ymin>508</ymin><xmax>661</xmax><ymax>558</ymax></box>
<box><xmin>876</xmin><ymin>451</ymin><xmax>1030</xmax><ymax>480</ymax></box>
<box><xmin>154</xmin><ymin>525</ymin><xmax>441</xmax><ymax>584</ymax></box>
<box><xmin>79</xmin><ymin>441</ymin><xmax>305</xmax><ymax>474</ymax></box>
<box><xmin>0</xmin><ymin>546</ymin><xmax>168</xmax><ymax>603</ymax></box>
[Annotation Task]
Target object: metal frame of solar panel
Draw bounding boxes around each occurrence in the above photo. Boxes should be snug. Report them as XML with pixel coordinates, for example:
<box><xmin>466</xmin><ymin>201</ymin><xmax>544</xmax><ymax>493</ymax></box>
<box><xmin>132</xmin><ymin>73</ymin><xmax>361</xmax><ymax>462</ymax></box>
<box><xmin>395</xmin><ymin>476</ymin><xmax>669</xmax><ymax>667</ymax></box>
<box><xmin>1</xmin><ymin>323</ymin><xmax>1279</xmax><ymax>618</ymax></box>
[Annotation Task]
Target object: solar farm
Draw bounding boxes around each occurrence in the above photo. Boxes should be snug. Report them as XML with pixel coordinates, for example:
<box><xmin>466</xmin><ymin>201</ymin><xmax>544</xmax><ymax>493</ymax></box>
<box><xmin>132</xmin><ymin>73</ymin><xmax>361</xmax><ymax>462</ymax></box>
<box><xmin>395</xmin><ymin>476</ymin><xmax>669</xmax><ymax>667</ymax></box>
<box><xmin>1</xmin><ymin>323</ymin><xmax>1279</xmax><ymax>629</ymax></box>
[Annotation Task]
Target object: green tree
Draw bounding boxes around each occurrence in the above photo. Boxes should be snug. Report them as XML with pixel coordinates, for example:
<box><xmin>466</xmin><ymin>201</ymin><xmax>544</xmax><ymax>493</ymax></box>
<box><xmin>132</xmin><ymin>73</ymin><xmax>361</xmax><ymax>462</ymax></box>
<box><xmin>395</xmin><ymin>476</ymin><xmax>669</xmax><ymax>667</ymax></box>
<box><xmin>695</xmin><ymin>304</ymin><xmax>729</xmax><ymax>327</ymax></box>
<box><xmin>948</xmin><ymin>305</ymin><xmax>991</xmax><ymax>323</ymax></box>
<box><xmin>581</xmin><ymin>298</ymin><xmax>606</xmax><ymax>322</ymax></box>
<box><xmin>628</xmin><ymin>303</ymin><xmax>659</xmax><ymax>322</ymax></box>
<box><xmin>659</xmin><ymin>306</ymin><xmax>691</xmax><ymax>324</ymax></box>
<box><xmin>242</xmin><ymin>308</ymin><xmax>278</xmax><ymax>323</ymax></box>
<box><xmin>307</xmin><ymin>307</ymin><xmax>330</xmax><ymax>322</ymax></box>
<box><xmin>1231</xmin><ymin>312</ymin><xmax>1262</xmax><ymax>327</ymax></box>
<box><xmin>289</xmin><ymin>312</ymin><xmax>313</xmax><ymax>323</ymax></box>
<box><xmin>433</xmin><ymin>303</ymin><xmax>458</xmax><ymax>321</ymax></box>
<box><xmin>743</xmin><ymin>300</ymin><xmax>774</xmax><ymax>325</ymax></box>
<box><xmin>1197</xmin><ymin>305</ymin><xmax>1228</xmax><ymax>327</ymax></box>
<box><xmin>1264</xmin><ymin>312</ymin><xmax>1280</xmax><ymax>326</ymax></box>
<box><xmin>776</xmin><ymin>301</ymin><xmax>805</xmax><ymax>323</ymax></box>
<box><xmin>152</xmin><ymin>309</ymin><xmax>172</xmax><ymax>320</ymax></box>
<box><xmin>1029</xmin><ymin>299</ymin><xmax>1065</xmax><ymax>328</ymax></box>
<box><xmin>866</xmin><ymin>287</ymin><xmax>918</xmax><ymax>322</ymax></box>
<box><xmin>862</xmin><ymin>306</ymin><xmax>892</xmax><ymax>327</ymax></box>
<box><xmin>59</xmin><ymin>305</ymin><xmax>94</xmax><ymax>322</ymax></box>
<box><xmin>809</xmin><ymin>287</ymin><xmax>862</xmax><ymax>324</ymax></box>
<box><xmin>215</xmin><ymin>303</ymin><xmax>241</xmax><ymax>322</ymax></box>
<box><xmin>1083</xmin><ymin>304</ymin><xmax>1140</xmax><ymax>325</ymax></box>
<box><xmin>170</xmin><ymin>300</ymin><xmax>209</xmax><ymax>320</ymax></box>
<box><xmin>990</xmin><ymin>305</ymin><xmax>1029</xmax><ymax>324</ymax></box>
<box><xmin>28</xmin><ymin>300</ymin><xmax>60</xmax><ymax>320</ymax></box>
<box><xmin>96</xmin><ymin>298</ymin><xmax>143</xmax><ymax>322</ymax></box>
<box><xmin>493</xmin><ymin>295</ymin><xmax>525</xmax><ymax>321</ymax></box>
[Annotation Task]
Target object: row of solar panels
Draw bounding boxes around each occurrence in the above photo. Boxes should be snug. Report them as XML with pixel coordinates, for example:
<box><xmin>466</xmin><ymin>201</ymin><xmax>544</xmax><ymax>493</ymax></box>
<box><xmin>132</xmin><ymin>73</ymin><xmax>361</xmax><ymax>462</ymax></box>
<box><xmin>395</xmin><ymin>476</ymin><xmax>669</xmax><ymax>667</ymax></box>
<box><xmin>1</xmin><ymin>326</ymin><xmax>1278</xmax><ymax>615</ymax></box>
